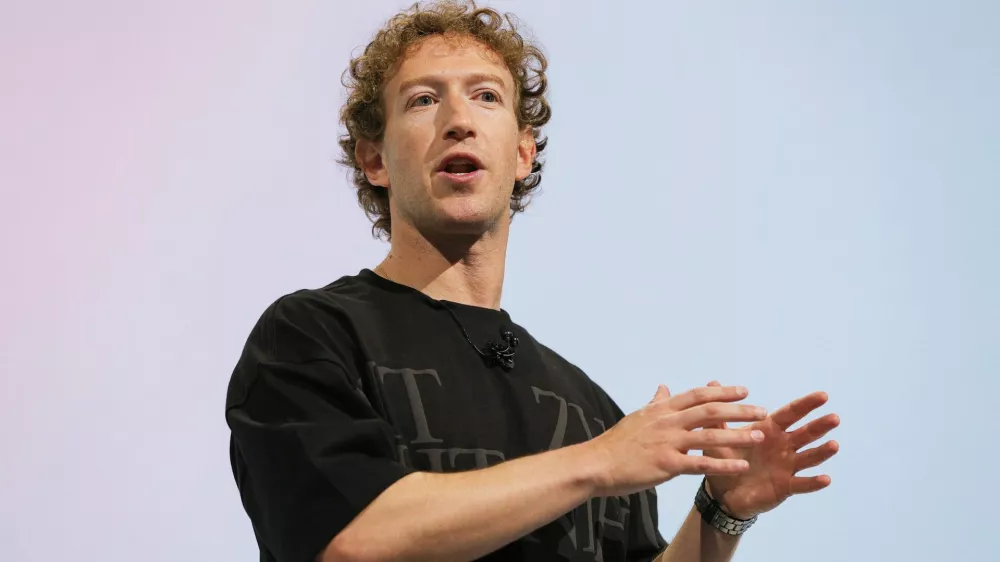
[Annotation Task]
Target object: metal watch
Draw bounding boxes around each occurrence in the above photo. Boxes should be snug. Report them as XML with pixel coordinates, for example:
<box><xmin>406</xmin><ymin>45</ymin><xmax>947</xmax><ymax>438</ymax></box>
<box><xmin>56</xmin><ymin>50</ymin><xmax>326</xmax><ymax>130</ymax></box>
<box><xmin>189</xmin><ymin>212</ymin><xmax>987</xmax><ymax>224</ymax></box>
<box><xmin>694</xmin><ymin>478</ymin><xmax>758</xmax><ymax>536</ymax></box>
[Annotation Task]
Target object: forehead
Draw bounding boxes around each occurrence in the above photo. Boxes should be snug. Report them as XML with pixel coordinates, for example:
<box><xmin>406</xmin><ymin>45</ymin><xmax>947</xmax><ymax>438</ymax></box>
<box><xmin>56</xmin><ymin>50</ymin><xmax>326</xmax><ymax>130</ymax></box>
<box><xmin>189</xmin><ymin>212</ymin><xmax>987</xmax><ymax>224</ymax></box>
<box><xmin>386</xmin><ymin>34</ymin><xmax>513</xmax><ymax>92</ymax></box>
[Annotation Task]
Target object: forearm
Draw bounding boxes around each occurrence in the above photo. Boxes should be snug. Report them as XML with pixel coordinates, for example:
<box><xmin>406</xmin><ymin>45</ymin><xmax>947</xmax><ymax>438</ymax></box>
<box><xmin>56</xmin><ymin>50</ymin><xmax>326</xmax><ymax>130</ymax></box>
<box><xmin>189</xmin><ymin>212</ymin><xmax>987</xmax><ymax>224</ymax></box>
<box><xmin>654</xmin><ymin>507</ymin><xmax>740</xmax><ymax>562</ymax></box>
<box><xmin>323</xmin><ymin>441</ymin><xmax>599</xmax><ymax>562</ymax></box>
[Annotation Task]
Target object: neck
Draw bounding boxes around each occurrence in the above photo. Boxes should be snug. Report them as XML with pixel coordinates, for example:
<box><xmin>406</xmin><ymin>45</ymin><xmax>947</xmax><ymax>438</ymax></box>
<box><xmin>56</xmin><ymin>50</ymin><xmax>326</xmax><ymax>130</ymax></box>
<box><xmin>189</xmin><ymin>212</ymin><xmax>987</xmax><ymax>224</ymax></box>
<box><xmin>376</xmin><ymin>216</ymin><xmax>510</xmax><ymax>310</ymax></box>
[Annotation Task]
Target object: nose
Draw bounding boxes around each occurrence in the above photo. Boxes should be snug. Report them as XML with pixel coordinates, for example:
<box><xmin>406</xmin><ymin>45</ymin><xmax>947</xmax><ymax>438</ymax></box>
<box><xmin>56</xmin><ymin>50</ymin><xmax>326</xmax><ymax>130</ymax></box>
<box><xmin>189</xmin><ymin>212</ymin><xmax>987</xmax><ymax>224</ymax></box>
<box><xmin>441</xmin><ymin>94</ymin><xmax>476</xmax><ymax>142</ymax></box>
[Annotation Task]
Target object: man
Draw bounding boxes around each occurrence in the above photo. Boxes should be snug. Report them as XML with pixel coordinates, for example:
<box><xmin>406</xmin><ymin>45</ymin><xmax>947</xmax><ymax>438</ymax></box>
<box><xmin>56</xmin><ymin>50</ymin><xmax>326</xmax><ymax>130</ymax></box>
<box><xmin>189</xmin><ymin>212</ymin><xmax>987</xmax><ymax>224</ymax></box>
<box><xmin>224</xmin><ymin>2</ymin><xmax>841</xmax><ymax>561</ymax></box>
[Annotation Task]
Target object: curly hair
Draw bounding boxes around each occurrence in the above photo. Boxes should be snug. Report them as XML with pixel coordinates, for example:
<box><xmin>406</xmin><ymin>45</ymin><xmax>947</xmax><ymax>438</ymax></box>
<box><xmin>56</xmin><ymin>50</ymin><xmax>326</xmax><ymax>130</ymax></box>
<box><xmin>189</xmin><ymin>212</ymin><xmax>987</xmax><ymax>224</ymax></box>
<box><xmin>338</xmin><ymin>0</ymin><xmax>551</xmax><ymax>240</ymax></box>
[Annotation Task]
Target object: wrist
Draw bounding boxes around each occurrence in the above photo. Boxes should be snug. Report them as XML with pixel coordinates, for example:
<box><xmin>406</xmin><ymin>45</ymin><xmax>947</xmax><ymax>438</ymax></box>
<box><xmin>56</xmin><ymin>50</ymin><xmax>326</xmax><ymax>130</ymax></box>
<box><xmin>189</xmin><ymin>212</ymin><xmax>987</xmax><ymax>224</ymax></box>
<box><xmin>696</xmin><ymin>478</ymin><xmax>758</xmax><ymax>536</ymax></box>
<box><xmin>569</xmin><ymin>440</ymin><xmax>609</xmax><ymax>498</ymax></box>
<box><xmin>704</xmin><ymin>479</ymin><xmax>753</xmax><ymax>520</ymax></box>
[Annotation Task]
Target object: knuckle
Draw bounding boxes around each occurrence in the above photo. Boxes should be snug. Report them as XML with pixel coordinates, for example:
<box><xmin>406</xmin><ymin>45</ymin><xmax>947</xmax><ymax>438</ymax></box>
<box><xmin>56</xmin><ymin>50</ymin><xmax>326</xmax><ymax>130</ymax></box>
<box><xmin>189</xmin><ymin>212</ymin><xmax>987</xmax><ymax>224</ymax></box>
<box><xmin>660</xmin><ymin>451</ymin><xmax>679</xmax><ymax>469</ymax></box>
<box><xmin>704</xmin><ymin>404</ymin><xmax>721</xmax><ymax>418</ymax></box>
<box><xmin>662</xmin><ymin>426</ymin><xmax>682</xmax><ymax>444</ymax></box>
<box><xmin>692</xmin><ymin>387</ymin><xmax>709</xmax><ymax>402</ymax></box>
<box><xmin>647</xmin><ymin>399</ymin><xmax>668</xmax><ymax>413</ymax></box>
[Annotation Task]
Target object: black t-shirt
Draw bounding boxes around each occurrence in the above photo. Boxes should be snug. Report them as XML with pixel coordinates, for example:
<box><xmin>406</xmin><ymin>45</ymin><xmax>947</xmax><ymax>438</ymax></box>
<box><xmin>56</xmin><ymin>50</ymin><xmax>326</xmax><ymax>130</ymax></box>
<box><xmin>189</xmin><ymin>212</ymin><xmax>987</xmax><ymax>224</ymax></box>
<box><xmin>225</xmin><ymin>269</ymin><xmax>668</xmax><ymax>562</ymax></box>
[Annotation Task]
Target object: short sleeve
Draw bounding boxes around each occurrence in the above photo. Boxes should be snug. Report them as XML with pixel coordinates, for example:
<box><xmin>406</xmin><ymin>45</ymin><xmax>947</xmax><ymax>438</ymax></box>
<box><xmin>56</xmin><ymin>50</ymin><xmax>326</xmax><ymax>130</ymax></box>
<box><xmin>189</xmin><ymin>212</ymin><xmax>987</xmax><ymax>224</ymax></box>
<box><xmin>225</xmin><ymin>294</ymin><xmax>415</xmax><ymax>562</ymax></box>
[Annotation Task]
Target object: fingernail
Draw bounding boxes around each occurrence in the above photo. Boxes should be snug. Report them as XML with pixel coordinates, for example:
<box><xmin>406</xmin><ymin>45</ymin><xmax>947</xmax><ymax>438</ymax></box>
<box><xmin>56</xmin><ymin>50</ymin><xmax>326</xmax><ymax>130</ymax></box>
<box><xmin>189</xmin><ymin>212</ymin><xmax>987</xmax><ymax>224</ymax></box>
<box><xmin>737</xmin><ymin>386</ymin><xmax>748</xmax><ymax>396</ymax></box>
<box><xmin>756</xmin><ymin>408</ymin><xmax>768</xmax><ymax>417</ymax></box>
<box><xmin>751</xmin><ymin>430</ymin><xmax>764</xmax><ymax>440</ymax></box>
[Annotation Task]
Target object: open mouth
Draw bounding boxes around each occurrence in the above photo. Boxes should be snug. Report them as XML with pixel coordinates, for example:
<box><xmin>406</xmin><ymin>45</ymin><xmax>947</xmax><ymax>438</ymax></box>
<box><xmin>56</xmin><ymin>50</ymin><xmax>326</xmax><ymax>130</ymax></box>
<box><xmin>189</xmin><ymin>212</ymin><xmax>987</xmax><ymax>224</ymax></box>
<box><xmin>442</xmin><ymin>159</ymin><xmax>480</xmax><ymax>174</ymax></box>
<box><xmin>437</xmin><ymin>154</ymin><xmax>484</xmax><ymax>182</ymax></box>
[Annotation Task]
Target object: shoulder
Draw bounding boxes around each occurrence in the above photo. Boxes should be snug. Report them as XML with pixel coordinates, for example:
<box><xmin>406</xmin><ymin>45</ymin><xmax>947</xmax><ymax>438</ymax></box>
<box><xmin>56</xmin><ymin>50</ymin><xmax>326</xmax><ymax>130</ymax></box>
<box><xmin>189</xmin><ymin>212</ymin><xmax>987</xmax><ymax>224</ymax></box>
<box><xmin>226</xmin><ymin>274</ymin><xmax>379</xmax><ymax>402</ymax></box>
<box><xmin>269</xmin><ymin>272</ymin><xmax>378</xmax><ymax>323</ymax></box>
<box><xmin>244</xmin><ymin>282</ymin><xmax>343</xmax><ymax>354</ymax></box>
<box><xmin>244</xmin><ymin>272</ymin><xmax>389</xmax><ymax>358</ymax></box>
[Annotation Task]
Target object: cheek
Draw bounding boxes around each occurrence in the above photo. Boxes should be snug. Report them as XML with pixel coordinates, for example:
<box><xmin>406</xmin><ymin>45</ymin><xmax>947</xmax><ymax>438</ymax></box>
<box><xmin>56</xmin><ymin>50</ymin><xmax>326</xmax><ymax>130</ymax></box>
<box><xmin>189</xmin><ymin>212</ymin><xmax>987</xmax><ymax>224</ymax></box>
<box><xmin>385</xmin><ymin>127</ymin><xmax>426</xmax><ymax>177</ymax></box>
<box><xmin>492</xmin><ymin>121</ymin><xmax>523</xmax><ymax>173</ymax></box>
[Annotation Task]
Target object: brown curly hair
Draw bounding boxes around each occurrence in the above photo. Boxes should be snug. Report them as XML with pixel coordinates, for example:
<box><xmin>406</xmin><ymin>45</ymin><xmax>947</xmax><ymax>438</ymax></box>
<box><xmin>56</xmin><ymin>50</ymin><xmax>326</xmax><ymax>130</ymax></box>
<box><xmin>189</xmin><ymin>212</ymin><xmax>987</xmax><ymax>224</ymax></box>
<box><xmin>338</xmin><ymin>0</ymin><xmax>551</xmax><ymax>240</ymax></box>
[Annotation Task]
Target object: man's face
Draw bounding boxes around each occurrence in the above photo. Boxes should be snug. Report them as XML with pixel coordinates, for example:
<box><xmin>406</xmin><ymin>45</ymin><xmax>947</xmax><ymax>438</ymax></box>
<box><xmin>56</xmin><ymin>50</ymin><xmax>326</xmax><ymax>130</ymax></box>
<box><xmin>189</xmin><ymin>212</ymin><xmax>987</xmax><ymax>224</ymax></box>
<box><xmin>361</xmin><ymin>35</ymin><xmax>535</xmax><ymax>238</ymax></box>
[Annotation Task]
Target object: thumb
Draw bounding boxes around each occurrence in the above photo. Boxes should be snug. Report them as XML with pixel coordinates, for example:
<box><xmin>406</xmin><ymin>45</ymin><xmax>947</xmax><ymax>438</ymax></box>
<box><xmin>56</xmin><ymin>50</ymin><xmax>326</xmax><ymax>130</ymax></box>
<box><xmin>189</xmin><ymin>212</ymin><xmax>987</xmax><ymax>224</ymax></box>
<box><xmin>650</xmin><ymin>384</ymin><xmax>671</xmax><ymax>404</ymax></box>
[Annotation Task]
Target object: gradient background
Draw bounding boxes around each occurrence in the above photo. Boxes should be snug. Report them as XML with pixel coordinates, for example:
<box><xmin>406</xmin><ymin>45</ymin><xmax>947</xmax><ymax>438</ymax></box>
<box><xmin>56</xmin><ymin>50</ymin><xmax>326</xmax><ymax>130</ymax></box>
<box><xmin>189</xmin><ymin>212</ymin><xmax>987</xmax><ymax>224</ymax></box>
<box><xmin>2</xmin><ymin>1</ymin><xmax>997</xmax><ymax>560</ymax></box>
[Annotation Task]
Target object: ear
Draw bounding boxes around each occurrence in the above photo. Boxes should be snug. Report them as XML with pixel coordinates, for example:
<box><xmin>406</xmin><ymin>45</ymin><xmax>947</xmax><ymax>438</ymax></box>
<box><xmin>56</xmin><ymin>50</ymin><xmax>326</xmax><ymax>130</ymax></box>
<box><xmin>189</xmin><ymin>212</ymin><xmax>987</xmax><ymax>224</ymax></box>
<box><xmin>355</xmin><ymin>138</ymin><xmax>390</xmax><ymax>189</ymax></box>
<box><xmin>514</xmin><ymin>126</ymin><xmax>537</xmax><ymax>182</ymax></box>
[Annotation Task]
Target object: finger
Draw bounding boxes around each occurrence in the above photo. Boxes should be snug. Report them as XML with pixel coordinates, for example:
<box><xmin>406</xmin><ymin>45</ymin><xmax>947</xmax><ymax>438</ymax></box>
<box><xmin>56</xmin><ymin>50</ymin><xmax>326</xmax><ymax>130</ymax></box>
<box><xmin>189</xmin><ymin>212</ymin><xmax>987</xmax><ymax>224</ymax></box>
<box><xmin>771</xmin><ymin>391</ymin><xmax>829</xmax><ymax>430</ymax></box>
<box><xmin>700</xmin><ymin>382</ymin><xmax>730</xmax><ymax>459</ymax></box>
<box><xmin>663</xmin><ymin>385</ymin><xmax>749</xmax><ymax>413</ymax></box>
<box><xmin>789</xmin><ymin>413</ymin><xmax>840</xmax><ymax>450</ymax></box>
<box><xmin>670</xmin><ymin>402</ymin><xmax>768</xmax><ymax>429</ymax></box>
<box><xmin>649</xmin><ymin>384</ymin><xmax>672</xmax><ymax>404</ymax></box>
<box><xmin>794</xmin><ymin>440</ymin><xmax>839</xmax><ymax>471</ymax></box>
<box><xmin>675</xmin><ymin>455</ymin><xmax>750</xmax><ymax>476</ymax></box>
<box><xmin>789</xmin><ymin>475</ymin><xmax>831</xmax><ymax>495</ymax></box>
<box><xmin>705</xmin><ymin>381</ymin><xmax>728</xmax><ymax>430</ymax></box>
<box><xmin>683</xmin><ymin>428</ymin><xmax>766</xmax><ymax>450</ymax></box>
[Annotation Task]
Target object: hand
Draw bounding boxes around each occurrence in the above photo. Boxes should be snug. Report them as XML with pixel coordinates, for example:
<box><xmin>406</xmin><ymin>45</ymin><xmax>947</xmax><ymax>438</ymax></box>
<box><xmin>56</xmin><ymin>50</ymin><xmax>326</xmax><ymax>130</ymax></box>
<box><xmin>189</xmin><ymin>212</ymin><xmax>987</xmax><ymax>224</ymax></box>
<box><xmin>586</xmin><ymin>384</ymin><xmax>769</xmax><ymax>498</ymax></box>
<box><xmin>703</xmin><ymin>381</ymin><xmax>840</xmax><ymax>519</ymax></box>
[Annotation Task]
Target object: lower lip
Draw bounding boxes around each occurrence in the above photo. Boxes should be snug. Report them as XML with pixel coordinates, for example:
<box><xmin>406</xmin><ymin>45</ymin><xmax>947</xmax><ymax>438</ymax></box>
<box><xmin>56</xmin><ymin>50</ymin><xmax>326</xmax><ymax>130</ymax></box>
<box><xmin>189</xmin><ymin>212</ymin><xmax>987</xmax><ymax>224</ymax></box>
<box><xmin>436</xmin><ymin>169</ymin><xmax>483</xmax><ymax>184</ymax></box>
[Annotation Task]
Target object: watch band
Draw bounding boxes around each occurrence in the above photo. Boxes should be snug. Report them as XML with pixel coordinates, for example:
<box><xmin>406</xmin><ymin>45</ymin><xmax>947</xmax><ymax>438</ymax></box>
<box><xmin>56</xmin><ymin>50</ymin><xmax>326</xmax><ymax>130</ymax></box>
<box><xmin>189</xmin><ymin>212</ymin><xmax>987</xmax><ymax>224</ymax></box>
<box><xmin>694</xmin><ymin>478</ymin><xmax>758</xmax><ymax>536</ymax></box>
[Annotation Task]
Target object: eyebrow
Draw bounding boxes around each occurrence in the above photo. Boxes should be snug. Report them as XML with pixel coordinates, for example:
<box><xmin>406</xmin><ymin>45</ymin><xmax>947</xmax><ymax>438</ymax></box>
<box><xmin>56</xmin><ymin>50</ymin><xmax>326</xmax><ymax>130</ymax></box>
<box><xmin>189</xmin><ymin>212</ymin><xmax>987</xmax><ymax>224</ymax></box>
<box><xmin>397</xmin><ymin>72</ymin><xmax>510</xmax><ymax>95</ymax></box>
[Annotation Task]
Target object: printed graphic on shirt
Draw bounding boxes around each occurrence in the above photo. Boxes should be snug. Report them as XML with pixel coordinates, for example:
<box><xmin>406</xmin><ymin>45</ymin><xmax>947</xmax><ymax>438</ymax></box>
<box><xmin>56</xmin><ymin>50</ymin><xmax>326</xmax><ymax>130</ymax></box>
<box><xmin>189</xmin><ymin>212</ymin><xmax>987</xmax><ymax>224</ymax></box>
<box><xmin>367</xmin><ymin>362</ymin><xmax>660</xmax><ymax>561</ymax></box>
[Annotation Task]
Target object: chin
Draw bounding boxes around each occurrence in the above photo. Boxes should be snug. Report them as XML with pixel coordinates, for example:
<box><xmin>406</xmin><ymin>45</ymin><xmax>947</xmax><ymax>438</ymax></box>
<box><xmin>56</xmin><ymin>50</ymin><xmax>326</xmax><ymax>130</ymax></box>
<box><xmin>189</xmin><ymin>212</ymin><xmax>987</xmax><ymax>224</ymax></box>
<box><xmin>429</xmin><ymin>198</ymin><xmax>507</xmax><ymax>235</ymax></box>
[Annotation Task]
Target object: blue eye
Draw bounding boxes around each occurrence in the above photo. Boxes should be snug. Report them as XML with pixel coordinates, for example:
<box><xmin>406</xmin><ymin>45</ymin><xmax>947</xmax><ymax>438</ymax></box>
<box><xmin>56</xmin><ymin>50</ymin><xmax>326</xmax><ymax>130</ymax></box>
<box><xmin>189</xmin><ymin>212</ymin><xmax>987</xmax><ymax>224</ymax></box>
<box><xmin>480</xmin><ymin>91</ymin><xmax>499</xmax><ymax>103</ymax></box>
<box><xmin>413</xmin><ymin>95</ymin><xmax>433</xmax><ymax>107</ymax></box>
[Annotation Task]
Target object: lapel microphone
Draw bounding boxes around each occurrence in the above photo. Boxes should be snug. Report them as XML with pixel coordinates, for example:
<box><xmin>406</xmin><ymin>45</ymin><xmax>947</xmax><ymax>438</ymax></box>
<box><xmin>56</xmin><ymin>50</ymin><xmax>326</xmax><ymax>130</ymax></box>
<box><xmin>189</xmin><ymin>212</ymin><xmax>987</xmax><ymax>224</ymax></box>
<box><xmin>441</xmin><ymin>304</ymin><xmax>519</xmax><ymax>371</ymax></box>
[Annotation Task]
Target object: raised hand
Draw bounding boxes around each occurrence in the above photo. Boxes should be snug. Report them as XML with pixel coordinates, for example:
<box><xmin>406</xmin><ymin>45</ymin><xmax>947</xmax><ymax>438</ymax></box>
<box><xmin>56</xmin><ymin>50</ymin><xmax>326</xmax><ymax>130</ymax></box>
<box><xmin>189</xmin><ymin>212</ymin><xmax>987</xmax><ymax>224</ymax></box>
<box><xmin>702</xmin><ymin>381</ymin><xmax>840</xmax><ymax>519</ymax></box>
<box><xmin>586</xmin><ymin>384</ymin><xmax>768</xmax><ymax>498</ymax></box>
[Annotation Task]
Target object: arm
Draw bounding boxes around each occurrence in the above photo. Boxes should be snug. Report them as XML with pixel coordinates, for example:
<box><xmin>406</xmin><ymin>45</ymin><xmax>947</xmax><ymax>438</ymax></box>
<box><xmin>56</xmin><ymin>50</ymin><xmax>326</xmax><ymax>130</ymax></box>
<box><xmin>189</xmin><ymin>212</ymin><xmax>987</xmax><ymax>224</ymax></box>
<box><xmin>653</xmin><ymin>507</ymin><xmax>740</xmax><ymax>562</ymax></box>
<box><xmin>325</xmin><ymin>384</ymin><xmax>766</xmax><ymax>562</ymax></box>
<box><xmin>323</xmin><ymin>441</ymin><xmax>599</xmax><ymax>562</ymax></box>
<box><xmin>327</xmin><ymin>448</ymin><xmax>741</xmax><ymax>562</ymax></box>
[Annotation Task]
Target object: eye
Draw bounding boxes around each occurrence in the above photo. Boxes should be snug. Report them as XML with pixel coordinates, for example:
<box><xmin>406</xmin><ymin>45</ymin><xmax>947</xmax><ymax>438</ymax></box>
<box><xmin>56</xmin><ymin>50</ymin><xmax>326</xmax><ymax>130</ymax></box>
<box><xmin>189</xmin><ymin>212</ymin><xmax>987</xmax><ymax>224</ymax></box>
<box><xmin>411</xmin><ymin>94</ymin><xmax>434</xmax><ymax>108</ymax></box>
<box><xmin>479</xmin><ymin>90</ymin><xmax>500</xmax><ymax>103</ymax></box>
